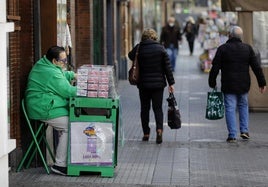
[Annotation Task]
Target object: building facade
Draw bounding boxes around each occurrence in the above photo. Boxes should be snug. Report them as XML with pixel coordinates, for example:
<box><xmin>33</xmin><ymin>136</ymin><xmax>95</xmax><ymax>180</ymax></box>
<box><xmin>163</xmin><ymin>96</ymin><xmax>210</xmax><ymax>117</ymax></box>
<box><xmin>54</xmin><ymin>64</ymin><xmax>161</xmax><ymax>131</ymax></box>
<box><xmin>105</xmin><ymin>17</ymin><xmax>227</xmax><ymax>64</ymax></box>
<box><xmin>6</xmin><ymin>0</ymin><xmax>171</xmax><ymax>171</ymax></box>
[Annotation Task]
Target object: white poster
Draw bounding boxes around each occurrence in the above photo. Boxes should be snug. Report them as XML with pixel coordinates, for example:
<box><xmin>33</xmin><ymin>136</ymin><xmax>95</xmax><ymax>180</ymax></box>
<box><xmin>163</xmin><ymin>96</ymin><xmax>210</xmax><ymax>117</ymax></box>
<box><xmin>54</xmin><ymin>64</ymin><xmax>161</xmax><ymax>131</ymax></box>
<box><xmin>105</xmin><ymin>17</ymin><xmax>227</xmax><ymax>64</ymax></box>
<box><xmin>70</xmin><ymin>122</ymin><xmax>114</xmax><ymax>165</ymax></box>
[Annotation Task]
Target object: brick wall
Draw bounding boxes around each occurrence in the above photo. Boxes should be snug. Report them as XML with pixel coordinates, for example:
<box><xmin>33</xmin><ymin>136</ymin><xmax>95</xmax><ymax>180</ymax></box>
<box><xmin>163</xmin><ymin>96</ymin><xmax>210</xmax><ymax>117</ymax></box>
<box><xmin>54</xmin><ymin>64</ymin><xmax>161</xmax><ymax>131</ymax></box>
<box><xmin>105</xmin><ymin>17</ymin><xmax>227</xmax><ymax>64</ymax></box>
<box><xmin>7</xmin><ymin>0</ymin><xmax>34</xmax><ymax>167</ymax></box>
<box><xmin>7</xmin><ymin>0</ymin><xmax>21</xmax><ymax>148</ymax></box>
<box><xmin>75</xmin><ymin>0</ymin><xmax>93</xmax><ymax>68</ymax></box>
<box><xmin>18</xmin><ymin>0</ymin><xmax>35</xmax><ymax>161</ymax></box>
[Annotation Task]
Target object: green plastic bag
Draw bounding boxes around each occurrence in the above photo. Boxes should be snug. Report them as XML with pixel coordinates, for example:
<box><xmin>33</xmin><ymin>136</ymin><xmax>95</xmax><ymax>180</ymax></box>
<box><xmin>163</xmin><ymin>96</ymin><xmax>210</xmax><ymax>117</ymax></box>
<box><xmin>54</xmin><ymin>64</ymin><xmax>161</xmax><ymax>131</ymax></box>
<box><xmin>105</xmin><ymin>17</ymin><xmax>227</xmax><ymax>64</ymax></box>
<box><xmin>205</xmin><ymin>88</ymin><xmax>224</xmax><ymax>120</ymax></box>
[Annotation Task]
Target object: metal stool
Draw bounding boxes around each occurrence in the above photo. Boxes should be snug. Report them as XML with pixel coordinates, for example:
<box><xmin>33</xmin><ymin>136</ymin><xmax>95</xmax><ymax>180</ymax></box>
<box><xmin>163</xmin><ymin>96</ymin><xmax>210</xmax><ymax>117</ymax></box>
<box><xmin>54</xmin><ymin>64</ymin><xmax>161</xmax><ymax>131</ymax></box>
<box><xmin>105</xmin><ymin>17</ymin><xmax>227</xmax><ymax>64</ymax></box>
<box><xmin>16</xmin><ymin>99</ymin><xmax>55</xmax><ymax>174</ymax></box>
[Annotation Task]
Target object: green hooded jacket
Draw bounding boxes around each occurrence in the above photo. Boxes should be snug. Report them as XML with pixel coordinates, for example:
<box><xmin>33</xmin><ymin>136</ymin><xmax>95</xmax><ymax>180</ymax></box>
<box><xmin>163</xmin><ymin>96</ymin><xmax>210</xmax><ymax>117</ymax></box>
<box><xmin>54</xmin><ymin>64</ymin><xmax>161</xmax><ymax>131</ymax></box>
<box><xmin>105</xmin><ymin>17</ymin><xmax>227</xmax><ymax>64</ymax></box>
<box><xmin>25</xmin><ymin>56</ymin><xmax>77</xmax><ymax>120</ymax></box>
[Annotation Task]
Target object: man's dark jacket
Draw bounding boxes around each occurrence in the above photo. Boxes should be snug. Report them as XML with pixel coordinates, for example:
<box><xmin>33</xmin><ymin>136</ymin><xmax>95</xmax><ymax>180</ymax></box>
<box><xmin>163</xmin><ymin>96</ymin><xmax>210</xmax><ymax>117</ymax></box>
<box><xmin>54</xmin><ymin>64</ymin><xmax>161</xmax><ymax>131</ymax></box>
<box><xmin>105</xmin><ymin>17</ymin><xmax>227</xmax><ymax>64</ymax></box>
<box><xmin>209</xmin><ymin>37</ymin><xmax>266</xmax><ymax>94</ymax></box>
<box><xmin>160</xmin><ymin>25</ymin><xmax>182</xmax><ymax>48</ymax></box>
<box><xmin>128</xmin><ymin>40</ymin><xmax>175</xmax><ymax>90</ymax></box>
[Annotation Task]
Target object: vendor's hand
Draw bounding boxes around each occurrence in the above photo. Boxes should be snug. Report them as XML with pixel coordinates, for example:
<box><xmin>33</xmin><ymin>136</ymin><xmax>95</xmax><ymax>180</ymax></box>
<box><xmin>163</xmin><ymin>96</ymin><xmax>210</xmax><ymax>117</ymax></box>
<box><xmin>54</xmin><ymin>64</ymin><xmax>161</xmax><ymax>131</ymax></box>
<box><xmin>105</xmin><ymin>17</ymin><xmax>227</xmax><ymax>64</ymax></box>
<box><xmin>209</xmin><ymin>84</ymin><xmax>217</xmax><ymax>89</ymax></box>
<box><xmin>168</xmin><ymin>85</ymin><xmax>175</xmax><ymax>93</ymax></box>
<box><xmin>259</xmin><ymin>86</ymin><xmax>267</xmax><ymax>94</ymax></box>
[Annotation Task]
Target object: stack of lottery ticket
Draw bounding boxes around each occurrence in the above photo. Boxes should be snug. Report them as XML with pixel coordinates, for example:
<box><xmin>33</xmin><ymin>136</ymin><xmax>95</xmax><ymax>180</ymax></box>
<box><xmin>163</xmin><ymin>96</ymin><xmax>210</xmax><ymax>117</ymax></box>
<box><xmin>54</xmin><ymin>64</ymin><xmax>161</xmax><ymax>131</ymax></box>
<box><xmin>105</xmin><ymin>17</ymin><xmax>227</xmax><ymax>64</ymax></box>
<box><xmin>76</xmin><ymin>65</ymin><xmax>117</xmax><ymax>98</ymax></box>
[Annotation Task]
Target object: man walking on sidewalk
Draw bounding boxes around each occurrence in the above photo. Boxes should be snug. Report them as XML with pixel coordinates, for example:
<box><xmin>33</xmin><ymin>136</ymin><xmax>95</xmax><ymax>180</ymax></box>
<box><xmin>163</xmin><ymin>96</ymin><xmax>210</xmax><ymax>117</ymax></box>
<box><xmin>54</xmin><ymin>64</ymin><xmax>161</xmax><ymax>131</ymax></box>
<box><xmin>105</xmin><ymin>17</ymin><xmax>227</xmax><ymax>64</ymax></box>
<box><xmin>160</xmin><ymin>16</ymin><xmax>182</xmax><ymax>72</ymax></box>
<box><xmin>208</xmin><ymin>26</ymin><xmax>267</xmax><ymax>143</ymax></box>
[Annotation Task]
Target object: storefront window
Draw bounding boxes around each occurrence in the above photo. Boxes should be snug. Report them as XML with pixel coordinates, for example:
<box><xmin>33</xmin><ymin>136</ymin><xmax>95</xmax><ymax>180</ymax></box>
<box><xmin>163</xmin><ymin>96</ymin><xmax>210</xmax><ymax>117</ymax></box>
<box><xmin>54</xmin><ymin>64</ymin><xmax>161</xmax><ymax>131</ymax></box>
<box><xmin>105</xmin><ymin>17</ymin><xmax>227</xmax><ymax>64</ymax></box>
<box><xmin>154</xmin><ymin>1</ymin><xmax>162</xmax><ymax>35</ymax></box>
<box><xmin>142</xmin><ymin>0</ymin><xmax>156</xmax><ymax>30</ymax></box>
<box><xmin>130</xmin><ymin>0</ymin><xmax>161</xmax><ymax>45</ymax></box>
<box><xmin>253</xmin><ymin>12</ymin><xmax>268</xmax><ymax>65</ymax></box>
<box><xmin>130</xmin><ymin>0</ymin><xmax>142</xmax><ymax>45</ymax></box>
<box><xmin>57</xmin><ymin>0</ymin><xmax>71</xmax><ymax>50</ymax></box>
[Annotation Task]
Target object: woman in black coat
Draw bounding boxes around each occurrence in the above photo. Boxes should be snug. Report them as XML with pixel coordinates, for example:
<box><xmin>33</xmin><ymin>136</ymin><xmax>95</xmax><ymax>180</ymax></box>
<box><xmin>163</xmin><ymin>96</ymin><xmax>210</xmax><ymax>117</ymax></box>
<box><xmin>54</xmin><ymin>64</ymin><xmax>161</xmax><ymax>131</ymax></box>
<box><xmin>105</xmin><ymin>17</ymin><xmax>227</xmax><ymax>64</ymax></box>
<box><xmin>128</xmin><ymin>28</ymin><xmax>175</xmax><ymax>144</ymax></box>
<box><xmin>183</xmin><ymin>17</ymin><xmax>197</xmax><ymax>56</ymax></box>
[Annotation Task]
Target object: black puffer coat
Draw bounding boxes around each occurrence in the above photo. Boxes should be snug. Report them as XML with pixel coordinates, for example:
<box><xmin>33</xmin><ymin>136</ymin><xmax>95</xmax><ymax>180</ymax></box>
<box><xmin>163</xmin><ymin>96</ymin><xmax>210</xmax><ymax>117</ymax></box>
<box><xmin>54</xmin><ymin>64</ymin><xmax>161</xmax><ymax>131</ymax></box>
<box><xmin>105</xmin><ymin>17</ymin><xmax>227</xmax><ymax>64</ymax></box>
<box><xmin>209</xmin><ymin>37</ymin><xmax>266</xmax><ymax>94</ymax></box>
<box><xmin>128</xmin><ymin>40</ymin><xmax>175</xmax><ymax>90</ymax></box>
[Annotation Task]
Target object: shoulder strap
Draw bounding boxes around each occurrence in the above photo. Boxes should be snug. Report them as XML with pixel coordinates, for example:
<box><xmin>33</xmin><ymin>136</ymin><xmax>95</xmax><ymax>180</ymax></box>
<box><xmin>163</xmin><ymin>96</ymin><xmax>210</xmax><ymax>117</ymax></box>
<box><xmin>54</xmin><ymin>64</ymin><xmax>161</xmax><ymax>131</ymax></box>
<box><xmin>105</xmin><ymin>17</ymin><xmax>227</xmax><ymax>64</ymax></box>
<box><xmin>135</xmin><ymin>44</ymin><xmax>140</xmax><ymax>59</ymax></box>
<box><xmin>136</xmin><ymin>44</ymin><xmax>140</xmax><ymax>54</ymax></box>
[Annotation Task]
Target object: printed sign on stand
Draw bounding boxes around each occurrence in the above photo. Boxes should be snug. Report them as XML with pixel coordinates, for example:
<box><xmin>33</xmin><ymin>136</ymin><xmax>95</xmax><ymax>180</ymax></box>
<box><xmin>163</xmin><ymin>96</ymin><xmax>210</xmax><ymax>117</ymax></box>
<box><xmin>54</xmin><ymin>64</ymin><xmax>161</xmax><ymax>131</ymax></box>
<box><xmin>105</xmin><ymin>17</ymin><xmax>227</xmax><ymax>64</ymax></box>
<box><xmin>70</xmin><ymin>122</ymin><xmax>114</xmax><ymax>165</ymax></box>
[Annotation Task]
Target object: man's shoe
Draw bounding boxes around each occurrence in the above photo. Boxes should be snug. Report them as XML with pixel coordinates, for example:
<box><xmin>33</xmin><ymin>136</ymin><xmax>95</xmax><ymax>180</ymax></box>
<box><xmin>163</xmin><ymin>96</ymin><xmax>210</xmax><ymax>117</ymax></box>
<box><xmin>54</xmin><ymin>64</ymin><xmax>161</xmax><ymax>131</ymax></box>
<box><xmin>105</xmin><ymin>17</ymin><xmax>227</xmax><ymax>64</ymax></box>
<box><xmin>226</xmin><ymin>137</ymin><xmax>237</xmax><ymax>143</ymax></box>
<box><xmin>51</xmin><ymin>165</ymin><xmax>67</xmax><ymax>176</ymax></box>
<box><xmin>142</xmin><ymin>135</ymin><xmax>149</xmax><ymax>141</ymax></box>
<box><xmin>156</xmin><ymin>131</ymin><xmax>162</xmax><ymax>144</ymax></box>
<box><xmin>240</xmin><ymin>133</ymin><xmax>250</xmax><ymax>140</ymax></box>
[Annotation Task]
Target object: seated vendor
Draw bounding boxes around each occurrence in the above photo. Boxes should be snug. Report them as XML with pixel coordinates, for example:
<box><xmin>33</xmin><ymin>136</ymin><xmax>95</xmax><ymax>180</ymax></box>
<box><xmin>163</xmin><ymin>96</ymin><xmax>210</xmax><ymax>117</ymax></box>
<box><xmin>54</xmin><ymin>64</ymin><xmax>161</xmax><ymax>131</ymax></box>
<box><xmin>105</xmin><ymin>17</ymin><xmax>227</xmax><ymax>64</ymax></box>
<box><xmin>25</xmin><ymin>46</ymin><xmax>77</xmax><ymax>175</ymax></box>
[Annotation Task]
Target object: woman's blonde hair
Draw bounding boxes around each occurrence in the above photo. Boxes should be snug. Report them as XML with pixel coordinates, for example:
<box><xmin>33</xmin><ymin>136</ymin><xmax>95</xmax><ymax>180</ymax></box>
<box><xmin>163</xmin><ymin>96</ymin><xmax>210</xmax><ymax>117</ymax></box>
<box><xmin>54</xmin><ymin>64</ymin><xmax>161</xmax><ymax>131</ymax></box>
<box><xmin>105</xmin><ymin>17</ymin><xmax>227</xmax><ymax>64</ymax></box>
<box><xmin>141</xmin><ymin>28</ymin><xmax>158</xmax><ymax>41</ymax></box>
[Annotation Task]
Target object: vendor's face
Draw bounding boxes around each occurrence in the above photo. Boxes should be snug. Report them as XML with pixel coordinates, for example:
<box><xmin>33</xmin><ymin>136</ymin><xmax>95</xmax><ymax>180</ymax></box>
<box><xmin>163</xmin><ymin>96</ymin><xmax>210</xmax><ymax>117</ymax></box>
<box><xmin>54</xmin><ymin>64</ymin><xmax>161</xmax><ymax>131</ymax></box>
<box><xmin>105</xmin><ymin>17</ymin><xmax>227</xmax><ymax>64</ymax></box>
<box><xmin>53</xmin><ymin>51</ymin><xmax>67</xmax><ymax>69</ymax></box>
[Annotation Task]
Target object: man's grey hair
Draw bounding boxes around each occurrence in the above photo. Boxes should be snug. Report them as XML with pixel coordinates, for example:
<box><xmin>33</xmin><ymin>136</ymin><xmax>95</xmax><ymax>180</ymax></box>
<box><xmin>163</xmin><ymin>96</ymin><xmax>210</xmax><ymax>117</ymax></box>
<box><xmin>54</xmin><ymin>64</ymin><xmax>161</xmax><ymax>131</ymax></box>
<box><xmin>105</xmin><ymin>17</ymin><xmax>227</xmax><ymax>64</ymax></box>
<box><xmin>229</xmin><ymin>26</ymin><xmax>243</xmax><ymax>40</ymax></box>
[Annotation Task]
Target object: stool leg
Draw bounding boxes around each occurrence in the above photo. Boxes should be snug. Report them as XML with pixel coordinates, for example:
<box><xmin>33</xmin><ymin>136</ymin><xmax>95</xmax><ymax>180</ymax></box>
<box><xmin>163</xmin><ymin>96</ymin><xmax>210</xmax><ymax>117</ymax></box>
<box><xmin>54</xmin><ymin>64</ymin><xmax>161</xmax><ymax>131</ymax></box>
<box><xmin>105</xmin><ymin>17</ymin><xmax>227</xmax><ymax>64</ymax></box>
<box><xmin>27</xmin><ymin>129</ymin><xmax>56</xmax><ymax>166</ymax></box>
<box><xmin>19</xmin><ymin>124</ymin><xmax>50</xmax><ymax>174</ymax></box>
<box><xmin>16</xmin><ymin>139</ymin><xmax>35</xmax><ymax>172</ymax></box>
<box><xmin>31</xmin><ymin>126</ymin><xmax>51</xmax><ymax>174</ymax></box>
<box><xmin>25</xmin><ymin>127</ymin><xmax>46</xmax><ymax>169</ymax></box>
<box><xmin>43</xmin><ymin>136</ymin><xmax>55</xmax><ymax>162</ymax></box>
<box><xmin>43</xmin><ymin>124</ymin><xmax>55</xmax><ymax>162</ymax></box>
<box><xmin>16</xmin><ymin>124</ymin><xmax>44</xmax><ymax>172</ymax></box>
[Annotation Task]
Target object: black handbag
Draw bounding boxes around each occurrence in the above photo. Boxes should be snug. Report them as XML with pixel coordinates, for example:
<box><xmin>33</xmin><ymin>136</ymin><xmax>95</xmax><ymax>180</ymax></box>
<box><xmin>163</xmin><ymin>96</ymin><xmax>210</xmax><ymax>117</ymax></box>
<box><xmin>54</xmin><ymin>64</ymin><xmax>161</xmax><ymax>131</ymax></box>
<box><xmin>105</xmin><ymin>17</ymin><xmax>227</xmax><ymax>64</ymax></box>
<box><xmin>128</xmin><ymin>45</ymin><xmax>140</xmax><ymax>85</ymax></box>
<box><xmin>166</xmin><ymin>93</ymin><xmax>181</xmax><ymax>129</ymax></box>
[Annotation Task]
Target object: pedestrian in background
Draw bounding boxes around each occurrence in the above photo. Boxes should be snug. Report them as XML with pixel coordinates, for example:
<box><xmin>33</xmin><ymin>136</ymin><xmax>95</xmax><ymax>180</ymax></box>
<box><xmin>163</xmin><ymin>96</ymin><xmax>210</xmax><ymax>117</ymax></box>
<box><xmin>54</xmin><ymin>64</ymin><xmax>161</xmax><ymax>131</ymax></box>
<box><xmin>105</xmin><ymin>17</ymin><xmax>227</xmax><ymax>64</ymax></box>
<box><xmin>160</xmin><ymin>16</ymin><xmax>182</xmax><ymax>72</ymax></box>
<box><xmin>208</xmin><ymin>26</ymin><xmax>267</xmax><ymax>143</ymax></box>
<box><xmin>128</xmin><ymin>29</ymin><xmax>175</xmax><ymax>144</ymax></box>
<box><xmin>196</xmin><ymin>16</ymin><xmax>207</xmax><ymax>48</ymax></box>
<box><xmin>25</xmin><ymin>46</ymin><xmax>77</xmax><ymax>175</ymax></box>
<box><xmin>183</xmin><ymin>16</ymin><xmax>197</xmax><ymax>56</ymax></box>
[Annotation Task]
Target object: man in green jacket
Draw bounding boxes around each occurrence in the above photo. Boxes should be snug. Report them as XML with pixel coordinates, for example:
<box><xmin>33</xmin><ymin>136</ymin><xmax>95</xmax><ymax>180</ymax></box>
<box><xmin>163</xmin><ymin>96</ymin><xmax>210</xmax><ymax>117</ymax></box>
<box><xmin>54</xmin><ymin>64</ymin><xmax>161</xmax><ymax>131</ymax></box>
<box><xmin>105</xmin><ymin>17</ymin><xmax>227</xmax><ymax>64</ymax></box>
<box><xmin>25</xmin><ymin>46</ymin><xmax>77</xmax><ymax>175</ymax></box>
